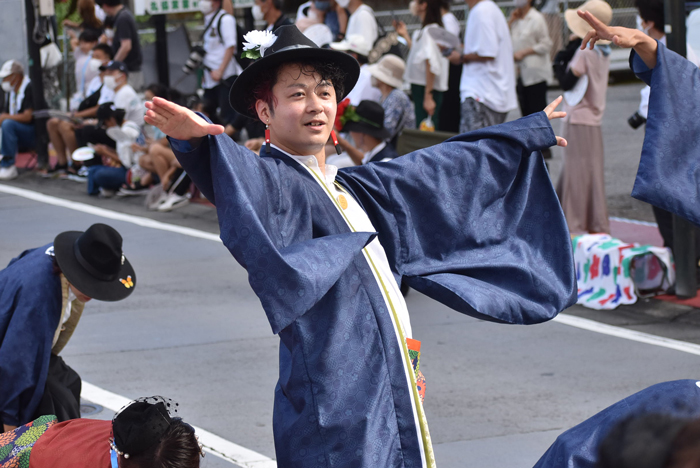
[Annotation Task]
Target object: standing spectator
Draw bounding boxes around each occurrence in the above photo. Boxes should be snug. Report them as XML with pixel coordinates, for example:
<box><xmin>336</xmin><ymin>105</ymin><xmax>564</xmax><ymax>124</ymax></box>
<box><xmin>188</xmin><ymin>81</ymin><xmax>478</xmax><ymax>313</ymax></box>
<box><xmin>200</xmin><ymin>0</ymin><xmax>241</xmax><ymax>128</ymax></box>
<box><xmin>439</xmin><ymin>0</ymin><xmax>463</xmax><ymax>132</ymax></box>
<box><xmin>63</xmin><ymin>0</ymin><xmax>103</xmax><ymax>36</ymax></box>
<box><xmin>541</xmin><ymin>0</ymin><xmax>564</xmax><ymax>60</ymax></box>
<box><xmin>367</xmin><ymin>54</ymin><xmax>416</xmax><ymax>146</ymax></box>
<box><xmin>252</xmin><ymin>0</ymin><xmax>293</xmax><ymax>31</ymax></box>
<box><xmin>330</xmin><ymin>35</ymin><xmax>382</xmax><ymax>105</ymax></box>
<box><xmin>0</xmin><ymin>60</ymin><xmax>34</xmax><ymax>181</ymax></box>
<box><xmin>447</xmin><ymin>0</ymin><xmax>517</xmax><ymax>132</ymax></box>
<box><xmin>343</xmin><ymin>0</ymin><xmax>377</xmax><ymax>45</ymax></box>
<box><xmin>509</xmin><ymin>0</ymin><xmax>553</xmax><ymax>117</ymax></box>
<box><xmin>0</xmin><ymin>224</ymin><xmax>135</xmax><ymax>431</ymax></box>
<box><xmin>397</xmin><ymin>0</ymin><xmax>449</xmax><ymax>129</ymax></box>
<box><xmin>101</xmin><ymin>0</ymin><xmax>143</xmax><ymax>90</ymax></box>
<box><xmin>555</xmin><ymin>0</ymin><xmax>612</xmax><ymax>234</ymax></box>
<box><xmin>296</xmin><ymin>0</ymin><xmax>347</xmax><ymax>41</ymax></box>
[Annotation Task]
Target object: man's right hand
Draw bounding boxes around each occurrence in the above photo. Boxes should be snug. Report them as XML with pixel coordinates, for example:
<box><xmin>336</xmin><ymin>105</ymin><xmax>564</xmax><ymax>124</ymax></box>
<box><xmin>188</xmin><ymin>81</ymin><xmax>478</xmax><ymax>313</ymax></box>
<box><xmin>144</xmin><ymin>97</ymin><xmax>225</xmax><ymax>141</ymax></box>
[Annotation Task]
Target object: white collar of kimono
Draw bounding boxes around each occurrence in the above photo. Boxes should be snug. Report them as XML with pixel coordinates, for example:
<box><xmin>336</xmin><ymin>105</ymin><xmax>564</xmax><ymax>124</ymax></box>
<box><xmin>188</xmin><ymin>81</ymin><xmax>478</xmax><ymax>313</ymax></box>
<box><xmin>271</xmin><ymin>144</ymin><xmax>338</xmax><ymax>186</ymax></box>
<box><xmin>10</xmin><ymin>76</ymin><xmax>30</xmax><ymax>115</ymax></box>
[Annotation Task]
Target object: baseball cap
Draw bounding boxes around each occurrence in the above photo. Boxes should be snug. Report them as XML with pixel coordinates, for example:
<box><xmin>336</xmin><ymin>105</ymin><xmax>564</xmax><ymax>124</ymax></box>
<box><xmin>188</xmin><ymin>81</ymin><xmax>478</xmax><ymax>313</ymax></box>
<box><xmin>0</xmin><ymin>60</ymin><xmax>23</xmax><ymax>79</ymax></box>
<box><xmin>99</xmin><ymin>60</ymin><xmax>129</xmax><ymax>74</ymax></box>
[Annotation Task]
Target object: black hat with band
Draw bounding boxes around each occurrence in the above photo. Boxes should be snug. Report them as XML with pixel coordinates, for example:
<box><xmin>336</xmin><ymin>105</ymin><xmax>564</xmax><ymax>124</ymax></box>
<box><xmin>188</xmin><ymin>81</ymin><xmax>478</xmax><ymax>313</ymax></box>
<box><xmin>229</xmin><ymin>25</ymin><xmax>360</xmax><ymax>120</ymax></box>
<box><xmin>341</xmin><ymin>100</ymin><xmax>390</xmax><ymax>141</ymax></box>
<box><xmin>53</xmin><ymin>223</ymin><xmax>136</xmax><ymax>301</ymax></box>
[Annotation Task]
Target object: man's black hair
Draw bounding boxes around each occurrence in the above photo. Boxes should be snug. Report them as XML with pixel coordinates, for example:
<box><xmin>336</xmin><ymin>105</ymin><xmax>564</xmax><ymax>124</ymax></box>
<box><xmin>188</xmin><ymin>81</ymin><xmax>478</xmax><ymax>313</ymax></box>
<box><xmin>79</xmin><ymin>29</ymin><xmax>100</xmax><ymax>43</ymax></box>
<box><xmin>102</xmin><ymin>0</ymin><xmax>122</xmax><ymax>8</ymax></box>
<box><xmin>93</xmin><ymin>43</ymin><xmax>115</xmax><ymax>59</ymax></box>
<box><xmin>635</xmin><ymin>0</ymin><xmax>664</xmax><ymax>34</ymax></box>
<box><xmin>103</xmin><ymin>14</ymin><xmax>116</xmax><ymax>28</ymax></box>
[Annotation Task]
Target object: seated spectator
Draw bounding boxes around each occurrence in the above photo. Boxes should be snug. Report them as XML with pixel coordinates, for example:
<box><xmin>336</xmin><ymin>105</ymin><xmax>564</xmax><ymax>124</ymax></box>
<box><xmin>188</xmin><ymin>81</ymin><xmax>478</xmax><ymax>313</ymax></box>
<box><xmin>0</xmin><ymin>396</ymin><xmax>201</xmax><ymax>468</ymax></box>
<box><xmin>0</xmin><ymin>60</ymin><xmax>34</xmax><ymax>181</ymax></box>
<box><xmin>336</xmin><ymin>100</ymin><xmax>398</xmax><ymax>165</ymax></box>
<box><xmin>366</xmin><ymin>54</ymin><xmax>416</xmax><ymax>146</ymax></box>
<box><xmin>253</xmin><ymin>0</ymin><xmax>293</xmax><ymax>31</ymax></box>
<box><xmin>87</xmin><ymin>103</ymin><xmax>140</xmax><ymax>197</ymax></box>
<box><xmin>69</xmin><ymin>30</ymin><xmax>101</xmax><ymax>111</ymax></box>
<box><xmin>330</xmin><ymin>35</ymin><xmax>382</xmax><ymax>105</ymax></box>
<box><xmin>45</xmin><ymin>43</ymin><xmax>114</xmax><ymax>176</ymax></box>
<box><xmin>396</xmin><ymin>0</ymin><xmax>449</xmax><ymax>130</ymax></box>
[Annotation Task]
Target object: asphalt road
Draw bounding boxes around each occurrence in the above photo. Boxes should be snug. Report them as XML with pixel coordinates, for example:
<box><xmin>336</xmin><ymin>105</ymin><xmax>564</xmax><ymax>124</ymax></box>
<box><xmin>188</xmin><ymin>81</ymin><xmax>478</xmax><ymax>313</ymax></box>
<box><xmin>2</xmin><ymin>185</ymin><xmax>699</xmax><ymax>468</ymax></box>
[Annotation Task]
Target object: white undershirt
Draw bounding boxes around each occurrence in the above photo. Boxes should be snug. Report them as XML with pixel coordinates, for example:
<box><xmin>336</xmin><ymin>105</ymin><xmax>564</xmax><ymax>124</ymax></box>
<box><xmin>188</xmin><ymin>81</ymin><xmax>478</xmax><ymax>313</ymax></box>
<box><xmin>362</xmin><ymin>141</ymin><xmax>387</xmax><ymax>165</ymax></box>
<box><xmin>276</xmin><ymin>145</ymin><xmax>413</xmax><ymax>338</ymax></box>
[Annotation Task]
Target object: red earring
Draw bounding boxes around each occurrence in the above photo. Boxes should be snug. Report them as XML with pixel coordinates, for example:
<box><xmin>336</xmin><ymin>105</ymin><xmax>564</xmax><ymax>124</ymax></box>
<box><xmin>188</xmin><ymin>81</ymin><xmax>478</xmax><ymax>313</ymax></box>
<box><xmin>331</xmin><ymin>130</ymin><xmax>342</xmax><ymax>155</ymax></box>
<box><xmin>265</xmin><ymin>123</ymin><xmax>271</xmax><ymax>153</ymax></box>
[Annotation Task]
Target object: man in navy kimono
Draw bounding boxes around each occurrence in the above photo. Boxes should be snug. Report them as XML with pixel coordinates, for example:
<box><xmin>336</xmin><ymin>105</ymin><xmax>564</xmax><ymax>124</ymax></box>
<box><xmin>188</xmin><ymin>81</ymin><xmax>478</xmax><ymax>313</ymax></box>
<box><xmin>145</xmin><ymin>25</ymin><xmax>576</xmax><ymax>468</ymax></box>
<box><xmin>577</xmin><ymin>10</ymin><xmax>700</xmax><ymax>226</ymax></box>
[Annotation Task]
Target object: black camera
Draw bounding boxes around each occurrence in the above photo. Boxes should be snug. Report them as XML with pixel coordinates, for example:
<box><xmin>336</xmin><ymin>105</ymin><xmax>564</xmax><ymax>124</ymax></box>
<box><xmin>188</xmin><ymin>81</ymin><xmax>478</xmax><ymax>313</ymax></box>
<box><xmin>628</xmin><ymin>111</ymin><xmax>647</xmax><ymax>130</ymax></box>
<box><xmin>183</xmin><ymin>45</ymin><xmax>206</xmax><ymax>74</ymax></box>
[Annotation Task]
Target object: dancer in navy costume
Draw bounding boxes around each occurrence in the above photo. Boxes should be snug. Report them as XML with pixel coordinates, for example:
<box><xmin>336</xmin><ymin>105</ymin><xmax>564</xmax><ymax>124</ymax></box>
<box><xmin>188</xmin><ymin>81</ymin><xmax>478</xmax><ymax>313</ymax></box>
<box><xmin>146</xmin><ymin>25</ymin><xmax>576</xmax><ymax>468</ymax></box>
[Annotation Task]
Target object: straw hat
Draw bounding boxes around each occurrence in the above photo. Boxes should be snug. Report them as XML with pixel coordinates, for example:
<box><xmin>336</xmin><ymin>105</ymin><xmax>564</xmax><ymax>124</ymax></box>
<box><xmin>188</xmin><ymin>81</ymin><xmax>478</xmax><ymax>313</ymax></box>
<box><xmin>366</xmin><ymin>54</ymin><xmax>405</xmax><ymax>89</ymax></box>
<box><xmin>565</xmin><ymin>0</ymin><xmax>613</xmax><ymax>43</ymax></box>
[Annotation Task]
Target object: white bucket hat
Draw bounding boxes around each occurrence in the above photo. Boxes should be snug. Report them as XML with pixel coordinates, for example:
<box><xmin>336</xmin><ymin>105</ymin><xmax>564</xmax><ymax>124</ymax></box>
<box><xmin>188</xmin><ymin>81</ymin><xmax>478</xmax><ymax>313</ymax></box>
<box><xmin>366</xmin><ymin>54</ymin><xmax>406</xmax><ymax>89</ymax></box>
<box><xmin>0</xmin><ymin>60</ymin><xmax>23</xmax><ymax>79</ymax></box>
<box><xmin>330</xmin><ymin>34</ymin><xmax>372</xmax><ymax>58</ymax></box>
<box><xmin>565</xmin><ymin>0</ymin><xmax>613</xmax><ymax>43</ymax></box>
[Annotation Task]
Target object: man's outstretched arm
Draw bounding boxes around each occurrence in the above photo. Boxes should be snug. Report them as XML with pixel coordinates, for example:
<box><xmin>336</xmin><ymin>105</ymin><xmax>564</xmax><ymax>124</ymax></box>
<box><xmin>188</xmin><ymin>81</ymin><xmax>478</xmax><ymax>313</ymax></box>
<box><xmin>145</xmin><ymin>97</ymin><xmax>225</xmax><ymax>143</ymax></box>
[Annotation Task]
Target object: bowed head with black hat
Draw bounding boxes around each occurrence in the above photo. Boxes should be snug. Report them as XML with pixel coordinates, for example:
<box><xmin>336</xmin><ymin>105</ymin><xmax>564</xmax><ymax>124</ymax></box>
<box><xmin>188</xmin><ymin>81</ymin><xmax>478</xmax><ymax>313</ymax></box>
<box><xmin>111</xmin><ymin>396</ymin><xmax>178</xmax><ymax>459</ymax></box>
<box><xmin>230</xmin><ymin>25</ymin><xmax>361</xmax><ymax>120</ymax></box>
<box><xmin>53</xmin><ymin>223</ymin><xmax>136</xmax><ymax>301</ymax></box>
<box><xmin>340</xmin><ymin>100</ymin><xmax>390</xmax><ymax>141</ymax></box>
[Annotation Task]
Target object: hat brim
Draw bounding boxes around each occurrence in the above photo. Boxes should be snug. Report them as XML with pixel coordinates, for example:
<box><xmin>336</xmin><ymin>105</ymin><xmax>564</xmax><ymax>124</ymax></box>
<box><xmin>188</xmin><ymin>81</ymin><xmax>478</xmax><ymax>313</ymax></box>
<box><xmin>366</xmin><ymin>63</ymin><xmax>403</xmax><ymax>90</ymax></box>
<box><xmin>229</xmin><ymin>47</ymin><xmax>361</xmax><ymax>120</ymax></box>
<box><xmin>564</xmin><ymin>9</ymin><xmax>611</xmax><ymax>44</ymax></box>
<box><xmin>343</xmin><ymin>120</ymin><xmax>391</xmax><ymax>141</ymax></box>
<box><xmin>54</xmin><ymin>231</ymin><xmax>136</xmax><ymax>302</ymax></box>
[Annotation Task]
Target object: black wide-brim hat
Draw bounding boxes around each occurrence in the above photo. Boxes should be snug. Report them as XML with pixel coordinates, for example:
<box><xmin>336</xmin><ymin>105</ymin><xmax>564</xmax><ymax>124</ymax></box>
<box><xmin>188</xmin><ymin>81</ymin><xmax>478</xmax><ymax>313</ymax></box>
<box><xmin>54</xmin><ymin>223</ymin><xmax>136</xmax><ymax>302</ymax></box>
<box><xmin>229</xmin><ymin>25</ymin><xmax>361</xmax><ymax>120</ymax></box>
<box><xmin>341</xmin><ymin>100</ymin><xmax>390</xmax><ymax>140</ymax></box>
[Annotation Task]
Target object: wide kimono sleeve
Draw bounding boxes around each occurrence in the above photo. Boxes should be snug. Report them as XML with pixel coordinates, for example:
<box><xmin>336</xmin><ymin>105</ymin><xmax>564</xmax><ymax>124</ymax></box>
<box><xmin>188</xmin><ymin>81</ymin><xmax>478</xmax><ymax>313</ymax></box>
<box><xmin>337</xmin><ymin>111</ymin><xmax>577</xmax><ymax>324</ymax></box>
<box><xmin>630</xmin><ymin>42</ymin><xmax>700</xmax><ymax>226</ymax></box>
<box><xmin>533</xmin><ymin>379</ymin><xmax>700</xmax><ymax>468</ymax></box>
<box><xmin>0</xmin><ymin>247</ymin><xmax>62</xmax><ymax>426</ymax></box>
<box><xmin>169</xmin><ymin>125</ymin><xmax>376</xmax><ymax>334</ymax></box>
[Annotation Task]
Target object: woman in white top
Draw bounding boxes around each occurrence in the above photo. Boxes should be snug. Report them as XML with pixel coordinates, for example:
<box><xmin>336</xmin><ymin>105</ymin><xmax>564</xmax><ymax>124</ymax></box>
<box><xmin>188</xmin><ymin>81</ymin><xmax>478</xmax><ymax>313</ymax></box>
<box><xmin>508</xmin><ymin>0</ymin><xmax>553</xmax><ymax>117</ymax></box>
<box><xmin>395</xmin><ymin>0</ymin><xmax>450</xmax><ymax>129</ymax></box>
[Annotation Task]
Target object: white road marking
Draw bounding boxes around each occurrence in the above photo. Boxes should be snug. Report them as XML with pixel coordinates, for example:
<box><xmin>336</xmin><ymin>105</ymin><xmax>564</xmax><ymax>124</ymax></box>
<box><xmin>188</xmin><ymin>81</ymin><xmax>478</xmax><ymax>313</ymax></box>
<box><xmin>81</xmin><ymin>382</ymin><xmax>277</xmax><ymax>468</ymax></box>
<box><xmin>0</xmin><ymin>184</ymin><xmax>221</xmax><ymax>243</ymax></box>
<box><xmin>1</xmin><ymin>185</ymin><xmax>696</xmax><ymax>466</ymax></box>
<box><xmin>609</xmin><ymin>216</ymin><xmax>658</xmax><ymax>227</ymax></box>
<box><xmin>553</xmin><ymin>314</ymin><xmax>700</xmax><ymax>356</ymax></box>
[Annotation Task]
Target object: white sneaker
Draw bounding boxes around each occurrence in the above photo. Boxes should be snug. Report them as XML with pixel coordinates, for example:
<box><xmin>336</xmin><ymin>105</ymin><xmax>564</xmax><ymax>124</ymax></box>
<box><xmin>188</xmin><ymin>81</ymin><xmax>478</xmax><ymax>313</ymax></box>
<box><xmin>0</xmin><ymin>165</ymin><xmax>18</xmax><ymax>180</ymax></box>
<box><xmin>148</xmin><ymin>191</ymin><xmax>169</xmax><ymax>210</ymax></box>
<box><xmin>157</xmin><ymin>193</ymin><xmax>190</xmax><ymax>212</ymax></box>
<box><xmin>98</xmin><ymin>188</ymin><xmax>116</xmax><ymax>198</ymax></box>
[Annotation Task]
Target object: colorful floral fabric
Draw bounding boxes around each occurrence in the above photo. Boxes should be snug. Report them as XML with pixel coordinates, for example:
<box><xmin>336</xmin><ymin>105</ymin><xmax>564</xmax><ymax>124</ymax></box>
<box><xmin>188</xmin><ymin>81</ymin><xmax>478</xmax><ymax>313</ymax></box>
<box><xmin>573</xmin><ymin>234</ymin><xmax>675</xmax><ymax>310</ymax></box>
<box><xmin>406</xmin><ymin>338</ymin><xmax>426</xmax><ymax>404</ymax></box>
<box><xmin>0</xmin><ymin>415</ymin><xmax>57</xmax><ymax>468</ymax></box>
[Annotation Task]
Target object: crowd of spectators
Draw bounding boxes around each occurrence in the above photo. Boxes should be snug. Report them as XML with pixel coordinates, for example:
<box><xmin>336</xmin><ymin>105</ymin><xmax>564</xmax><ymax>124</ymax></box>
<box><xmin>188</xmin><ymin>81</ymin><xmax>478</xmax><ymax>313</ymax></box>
<box><xmin>1</xmin><ymin>0</ymin><xmax>696</xmax><ymax>226</ymax></box>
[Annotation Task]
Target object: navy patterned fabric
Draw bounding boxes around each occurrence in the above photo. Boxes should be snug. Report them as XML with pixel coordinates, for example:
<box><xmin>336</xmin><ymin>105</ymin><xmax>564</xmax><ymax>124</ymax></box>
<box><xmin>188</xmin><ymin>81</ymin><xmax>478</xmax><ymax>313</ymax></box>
<box><xmin>0</xmin><ymin>245</ymin><xmax>63</xmax><ymax>427</ymax></box>
<box><xmin>630</xmin><ymin>42</ymin><xmax>700</xmax><ymax>226</ymax></box>
<box><xmin>170</xmin><ymin>111</ymin><xmax>576</xmax><ymax>467</ymax></box>
<box><xmin>533</xmin><ymin>380</ymin><xmax>700</xmax><ymax>468</ymax></box>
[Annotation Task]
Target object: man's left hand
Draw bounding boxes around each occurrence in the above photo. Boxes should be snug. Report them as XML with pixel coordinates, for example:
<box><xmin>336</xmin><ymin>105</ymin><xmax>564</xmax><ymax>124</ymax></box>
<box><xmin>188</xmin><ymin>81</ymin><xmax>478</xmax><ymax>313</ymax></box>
<box><xmin>544</xmin><ymin>96</ymin><xmax>567</xmax><ymax>147</ymax></box>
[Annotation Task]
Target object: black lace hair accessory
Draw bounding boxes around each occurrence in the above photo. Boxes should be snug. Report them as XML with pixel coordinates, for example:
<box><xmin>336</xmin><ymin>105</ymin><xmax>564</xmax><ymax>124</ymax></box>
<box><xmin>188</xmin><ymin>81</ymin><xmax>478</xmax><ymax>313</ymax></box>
<box><xmin>112</xmin><ymin>396</ymin><xmax>178</xmax><ymax>458</ymax></box>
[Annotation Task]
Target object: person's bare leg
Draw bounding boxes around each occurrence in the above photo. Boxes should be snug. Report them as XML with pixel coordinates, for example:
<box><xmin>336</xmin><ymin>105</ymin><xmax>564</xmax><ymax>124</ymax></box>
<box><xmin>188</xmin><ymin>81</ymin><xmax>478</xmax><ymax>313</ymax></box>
<box><xmin>150</xmin><ymin>144</ymin><xmax>172</xmax><ymax>181</ymax></box>
<box><xmin>60</xmin><ymin>121</ymin><xmax>79</xmax><ymax>158</ymax></box>
<box><xmin>46</xmin><ymin>118</ymin><xmax>66</xmax><ymax>165</ymax></box>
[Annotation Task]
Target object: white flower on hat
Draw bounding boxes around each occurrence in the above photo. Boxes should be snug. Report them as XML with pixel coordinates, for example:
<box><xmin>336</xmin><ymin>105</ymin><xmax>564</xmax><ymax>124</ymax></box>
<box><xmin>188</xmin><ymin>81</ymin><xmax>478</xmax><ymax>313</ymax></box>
<box><xmin>242</xmin><ymin>30</ymin><xmax>278</xmax><ymax>59</ymax></box>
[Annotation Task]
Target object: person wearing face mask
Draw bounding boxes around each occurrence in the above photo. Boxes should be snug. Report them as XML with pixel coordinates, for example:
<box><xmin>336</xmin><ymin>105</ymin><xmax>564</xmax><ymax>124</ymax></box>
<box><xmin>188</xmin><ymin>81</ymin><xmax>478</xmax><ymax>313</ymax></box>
<box><xmin>508</xmin><ymin>0</ymin><xmax>553</xmax><ymax>119</ymax></box>
<box><xmin>100</xmin><ymin>61</ymin><xmax>143</xmax><ymax>126</ymax></box>
<box><xmin>252</xmin><ymin>0</ymin><xmax>293</xmax><ymax>31</ymax></box>
<box><xmin>396</xmin><ymin>0</ymin><xmax>450</xmax><ymax>130</ymax></box>
<box><xmin>200</xmin><ymin>0</ymin><xmax>241</xmax><ymax>130</ymax></box>
<box><xmin>69</xmin><ymin>30</ymin><xmax>101</xmax><ymax>112</ymax></box>
<box><xmin>336</xmin><ymin>100</ymin><xmax>398</xmax><ymax>165</ymax></box>
<box><xmin>0</xmin><ymin>224</ymin><xmax>136</xmax><ymax>433</ymax></box>
<box><xmin>101</xmin><ymin>0</ymin><xmax>143</xmax><ymax>90</ymax></box>
<box><xmin>44</xmin><ymin>44</ymin><xmax>115</xmax><ymax>176</ymax></box>
<box><xmin>87</xmin><ymin>103</ymin><xmax>141</xmax><ymax>197</ymax></box>
<box><xmin>0</xmin><ymin>60</ymin><xmax>34</xmax><ymax>181</ymax></box>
